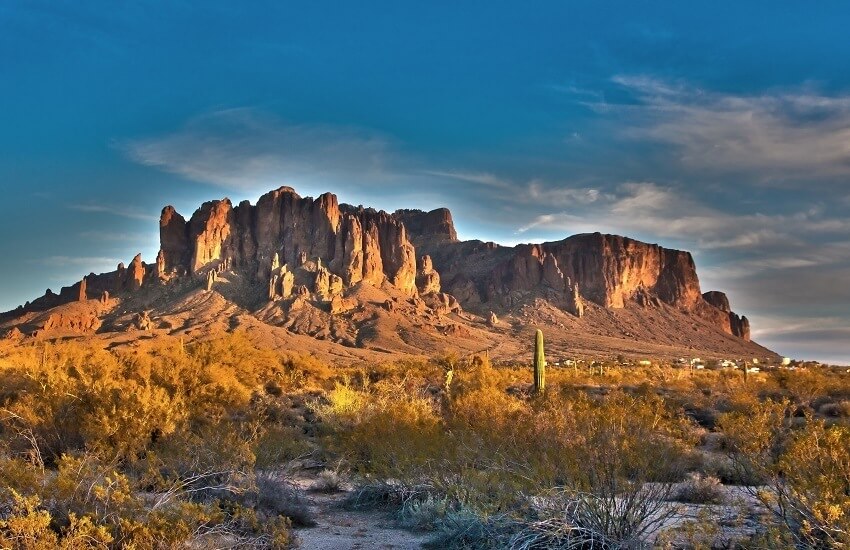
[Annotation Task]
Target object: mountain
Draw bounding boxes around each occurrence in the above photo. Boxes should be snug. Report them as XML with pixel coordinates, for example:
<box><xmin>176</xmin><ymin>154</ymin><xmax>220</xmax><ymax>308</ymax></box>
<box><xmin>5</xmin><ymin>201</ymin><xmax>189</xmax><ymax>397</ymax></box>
<box><xmin>1</xmin><ymin>186</ymin><xmax>776</xmax><ymax>363</ymax></box>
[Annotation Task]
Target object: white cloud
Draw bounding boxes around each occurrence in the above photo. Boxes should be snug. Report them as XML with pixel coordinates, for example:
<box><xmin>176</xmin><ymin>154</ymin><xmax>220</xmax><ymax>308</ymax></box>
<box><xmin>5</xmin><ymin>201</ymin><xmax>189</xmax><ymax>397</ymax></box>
<box><xmin>583</xmin><ymin>76</ymin><xmax>850</xmax><ymax>181</ymax></box>
<box><xmin>420</xmin><ymin>170</ymin><xmax>512</xmax><ymax>189</ymax></box>
<box><xmin>78</xmin><ymin>230</ymin><xmax>155</xmax><ymax>243</ymax></box>
<box><xmin>118</xmin><ymin>108</ymin><xmax>401</xmax><ymax>191</ymax></box>
<box><xmin>69</xmin><ymin>203</ymin><xmax>158</xmax><ymax>221</ymax></box>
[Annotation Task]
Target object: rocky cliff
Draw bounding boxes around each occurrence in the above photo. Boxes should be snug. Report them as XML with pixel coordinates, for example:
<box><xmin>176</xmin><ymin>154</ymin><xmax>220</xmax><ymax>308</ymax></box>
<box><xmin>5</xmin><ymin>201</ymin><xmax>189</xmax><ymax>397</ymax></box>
<box><xmin>154</xmin><ymin>187</ymin><xmax>419</xmax><ymax>295</ymax></box>
<box><xmin>3</xmin><ymin>185</ymin><xmax>757</xmax><ymax>351</ymax></box>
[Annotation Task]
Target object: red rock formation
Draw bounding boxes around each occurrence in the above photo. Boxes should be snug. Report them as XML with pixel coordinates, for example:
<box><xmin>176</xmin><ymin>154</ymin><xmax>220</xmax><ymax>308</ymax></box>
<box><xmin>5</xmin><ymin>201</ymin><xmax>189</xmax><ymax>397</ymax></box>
<box><xmin>394</xmin><ymin>207</ymin><xmax>458</xmax><ymax>243</ymax></box>
<box><xmin>128</xmin><ymin>254</ymin><xmax>145</xmax><ymax>291</ymax></box>
<box><xmin>189</xmin><ymin>199</ymin><xmax>235</xmax><ymax>271</ymax></box>
<box><xmin>416</xmin><ymin>255</ymin><xmax>441</xmax><ymax>294</ymax></box>
<box><xmin>2</xmin><ymin>185</ymin><xmax>755</xmax><ymax>345</ymax></box>
<box><xmin>702</xmin><ymin>291</ymin><xmax>750</xmax><ymax>340</ymax></box>
<box><xmin>44</xmin><ymin>311</ymin><xmax>101</xmax><ymax>332</ymax></box>
<box><xmin>78</xmin><ymin>277</ymin><xmax>87</xmax><ymax>301</ymax></box>
<box><xmin>167</xmin><ymin>187</ymin><xmax>418</xmax><ymax>294</ymax></box>
<box><xmin>542</xmin><ymin>233</ymin><xmax>702</xmax><ymax>309</ymax></box>
<box><xmin>233</xmin><ymin>200</ymin><xmax>257</xmax><ymax>265</ymax></box>
<box><xmin>703</xmin><ymin>291</ymin><xmax>731</xmax><ymax>312</ymax></box>
<box><xmin>159</xmin><ymin>206</ymin><xmax>189</xmax><ymax>273</ymax></box>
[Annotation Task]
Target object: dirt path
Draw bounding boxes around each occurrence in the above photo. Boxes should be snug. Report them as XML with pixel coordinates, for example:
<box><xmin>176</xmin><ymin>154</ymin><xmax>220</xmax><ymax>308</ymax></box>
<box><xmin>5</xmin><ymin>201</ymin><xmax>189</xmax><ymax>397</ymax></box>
<box><xmin>294</xmin><ymin>481</ymin><xmax>430</xmax><ymax>550</ymax></box>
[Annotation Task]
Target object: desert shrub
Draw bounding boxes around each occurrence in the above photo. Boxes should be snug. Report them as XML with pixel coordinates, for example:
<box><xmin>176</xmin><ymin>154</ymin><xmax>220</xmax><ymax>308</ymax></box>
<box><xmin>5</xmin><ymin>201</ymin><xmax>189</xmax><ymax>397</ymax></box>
<box><xmin>345</xmin><ymin>480</ymin><xmax>439</xmax><ymax>514</ymax></box>
<box><xmin>282</xmin><ymin>354</ymin><xmax>335</xmax><ymax>388</ymax></box>
<box><xmin>254</xmin><ymin>425</ymin><xmax>313</xmax><ymax>469</ymax></box>
<box><xmin>319</xmin><ymin>380</ymin><xmax>446</xmax><ymax>480</ymax></box>
<box><xmin>818</xmin><ymin>400</ymin><xmax>850</xmax><ymax>418</ymax></box>
<box><xmin>673</xmin><ymin>473</ymin><xmax>725</xmax><ymax>504</ymax></box>
<box><xmin>425</xmin><ymin>508</ymin><xmax>519</xmax><ymax>549</ymax></box>
<box><xmin>254</xmin><ymin>472</ymin><xmax>316</xmax><ymax>527</ymax></box>
<box><xmin>0</xmin><ymin>491</ymin><xmax>114</xmax><ymax>549</ymax></box>
<box><xmin>719</xmin><ymin>400</ymin><xmax>850</xmax><ymax>547</ymax></box>
<box><xmin>701</xmin><ymin>452</ymin><xmax>765</xmax><ymax>486</ymax></box>
<box><xmin>310</xmin><ymin>469</ymin><xmax>343</xmax><ymax>493</ymax></box>
<box><xmin>397</xmin><ymin>494</ymin><xmax>454</xmax><ymax>532</ymax></box>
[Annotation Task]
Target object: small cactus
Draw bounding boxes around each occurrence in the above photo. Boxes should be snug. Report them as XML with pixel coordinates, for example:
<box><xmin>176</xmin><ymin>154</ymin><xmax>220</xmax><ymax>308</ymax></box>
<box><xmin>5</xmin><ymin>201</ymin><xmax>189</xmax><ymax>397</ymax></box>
<box><xmin>533</xmin><ymin>329</ymin><xmax>545</xmax><ymax>394</ymax></box>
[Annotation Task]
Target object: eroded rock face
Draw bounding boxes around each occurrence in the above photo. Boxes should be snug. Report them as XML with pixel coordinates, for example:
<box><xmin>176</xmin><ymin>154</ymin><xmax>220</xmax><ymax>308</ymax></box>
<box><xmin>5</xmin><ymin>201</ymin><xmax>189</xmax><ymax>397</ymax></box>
<box><xmin>542</xmin><ymin>234</ymin><xmax>702</xmax><ymax>309</ymax></box>
<box><xmin>463</xmin><ymin>233</ymin><xmax>702</xmax><ymax>314</ymax></box>
<box><xmin>134</xmin><ymin>311</ymin><xmax>152</xmax><ymax>331</ymax></box>
<box><xmin>394</xmin><ymin>207</ymin><xmax>458</xmax><ymax>243</ymax></box>
<box><xmin>159</xmin><ymin>206</ymin><xmax>189</xmax><ymax>273</ymax></box>
<box><xmin>416</xmin><ymin>255</ymin><xmax>441</xmax><ymax>294</ymax></box>
<box><xmin>160</xmin><ymin>187</ymin><xmax>419</xmax><ymax>295</ymax></box>
<box><xmin>314</xmin><ymin>267</ymin><xmax>343</xmax><ymax>299</ymax></box>
<box><xmin>44</xmin><ymin>311</ymin><xmax>101</xmax><ymax>333</ymax></box>
<box><xmin>568</xmin><ymin>283</ymin><xmax>585</xmax><ymax>318</ymax></box>
<box><xmin>189</xmin><ymin>199</ymin><xmax>235</xmax><ymax>271</ymax></box>
<box><xmin>4</xmin><ymin>185</ymin><xmax>754</xmax><ymax>344</ymax></box>
<box><xmin>731</xmin><ymin>314</ymin><xmax>750</xmax><ymax>341</ymax></box>
<box><xmin>702</xmin><ymin>291</ymin><xmax>750</xmax><ymax>340</ymax></box>
<box><xmin>155</xmin><ymin>250</ymin><xmax>167</xmax><ymax>279</ymax></box>
<box><xmin>128</xmin><ymin>254</ymin><xmax>145</xmax><ymax>291</ymax></box>
<box><xmin>78</xmin><ymin>277</ymin><xmax>87</xmax><ymax>302</ymax></box>
<box><xmin>703</xmin><ymin>291</ymin><xmax>731</xmax><ymax>312</ymax></box>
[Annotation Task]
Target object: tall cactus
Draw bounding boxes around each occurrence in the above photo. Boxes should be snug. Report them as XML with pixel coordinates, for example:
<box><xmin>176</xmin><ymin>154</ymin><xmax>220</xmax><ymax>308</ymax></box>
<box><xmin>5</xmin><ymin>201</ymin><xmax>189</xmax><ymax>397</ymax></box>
<box><xmin>533</xmin><ymin>329</ymin><xmax>545</xmax><ymax>394</ymax></box>
<box><xmin>743</xmin><ymin>361</ymin><xmax>749</xmax><ymax>384</ymax></box>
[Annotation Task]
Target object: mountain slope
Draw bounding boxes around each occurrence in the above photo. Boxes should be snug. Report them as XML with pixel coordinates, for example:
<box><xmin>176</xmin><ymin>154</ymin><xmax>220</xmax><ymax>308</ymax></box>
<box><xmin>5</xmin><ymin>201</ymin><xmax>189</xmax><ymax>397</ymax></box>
<box><xmin>1</xmin><ymin>186</ymin><xmax>776</xmax><ymax>363</ymax></box>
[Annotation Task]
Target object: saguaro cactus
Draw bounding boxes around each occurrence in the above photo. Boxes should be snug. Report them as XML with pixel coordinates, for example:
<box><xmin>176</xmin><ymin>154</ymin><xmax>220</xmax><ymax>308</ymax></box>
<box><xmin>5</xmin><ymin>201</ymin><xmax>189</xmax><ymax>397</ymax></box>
<box><xmin>533</xmin><ymin>329</ymin><xmax>545</xmax><ymax>394</ymax></box>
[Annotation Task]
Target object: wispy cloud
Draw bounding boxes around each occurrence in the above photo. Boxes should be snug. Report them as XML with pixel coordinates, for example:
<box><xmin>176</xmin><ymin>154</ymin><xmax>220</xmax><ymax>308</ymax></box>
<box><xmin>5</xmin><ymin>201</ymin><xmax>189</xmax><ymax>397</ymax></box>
<box><xmin>28</xmin><ymin>256</ymin><xmax>122</xmax><ymax>268</ymax></box>
<box><xmin>576</xmin><ymin>75</ymin><xmax>850</xmax><ymax>181</ymax></box>
<box><xmin>78</xmin><ymin>230</ymin><xmax>154</xmax><ymax>243</ymax></box>
<box><xmin>118</xmin><ymin>107</ymin><xmax>402</xmax><ymax>191</ymax></box>
<box><xmin>420</xmin><ymin>170</ymin><xmax>512</xmax><ymax>189</ymax></box>
<box><xmin>69</xmin><ymin>203</ymin><xmax>158</xmax><ymax>221</ymax></box>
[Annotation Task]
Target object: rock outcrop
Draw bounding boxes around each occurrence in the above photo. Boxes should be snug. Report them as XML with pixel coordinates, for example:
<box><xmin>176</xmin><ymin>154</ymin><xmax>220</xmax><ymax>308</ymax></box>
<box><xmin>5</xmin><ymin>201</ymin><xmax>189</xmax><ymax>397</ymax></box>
<box><xmin>78</xmin><ymin>277</ymin><xmax>87</xmax><ymax>302</ymax></box>
<box><xmin>44</xmin><ymin>311</ymin><xmax>101</xmax><ymax>333</ymax></box>
<box><xmin>416</xmin><ymin>255</ymin><xmax>441</xmax><ymax>295</ymax></box>
<box><xmin>488</xmin><ymin>311</ymin><xmax>499</xmax><ymax>326</ymax></box>
<box><xmin>134</xmin><ymin>311</ymin><xmax>152</xmax><ymax>331</ymax></box>
<box><xmin>394</xmin><ymin>207</ymin><xmax>458</xmax><ymax>243</ymax></box>
<box><xmin>155</xmin><ymin>187</ymin><xmax>419</xmax><ymax>295</ymax></box>
<box><xmin>160</xmin><ymin>206</ymin><xmax>189</xmax><ymax>274</ymax></box>
<box><xmin>128</xmin><ymin>254</ymin><xmax>145</xmax><ymax>291</ymax></box>
<box><xmin>3</xmin><ymin>185</ymin><xmax>757</xmax><ymax>346</ymax></box>
<box><xmin>703</xmin><ymin>291</ymin><xmax>751</xmax><ymax>341</ymax></box>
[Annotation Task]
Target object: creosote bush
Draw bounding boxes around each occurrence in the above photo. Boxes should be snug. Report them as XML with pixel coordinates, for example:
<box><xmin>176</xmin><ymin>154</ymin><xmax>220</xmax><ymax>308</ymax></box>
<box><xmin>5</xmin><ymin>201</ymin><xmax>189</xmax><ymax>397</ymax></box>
<box><xmin>0</xmin><ymin>333</ymin><xmax>322</xmax><ymax>548</ymax></box>
<box><xmin>2</xmin><ymin>337</ymin><xmax>848</xmax><ymax>548</ymax></box>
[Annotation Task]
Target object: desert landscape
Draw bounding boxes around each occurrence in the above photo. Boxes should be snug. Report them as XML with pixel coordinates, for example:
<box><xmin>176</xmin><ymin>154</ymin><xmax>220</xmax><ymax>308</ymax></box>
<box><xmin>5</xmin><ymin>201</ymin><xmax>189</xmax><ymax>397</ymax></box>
<box><xmin>2</xmin><ymin>3</ymin><xmax>850</xmax><ymax>549</ymax></box>
<box><xmin>0</xmin><ymin>186</ymin><xmax>847</xmax><ymax>549</ymax></box>
<box><xmin>2</xmin><ymin>185</ymin><xmax>771</xmax><ymax>363</ymax></box>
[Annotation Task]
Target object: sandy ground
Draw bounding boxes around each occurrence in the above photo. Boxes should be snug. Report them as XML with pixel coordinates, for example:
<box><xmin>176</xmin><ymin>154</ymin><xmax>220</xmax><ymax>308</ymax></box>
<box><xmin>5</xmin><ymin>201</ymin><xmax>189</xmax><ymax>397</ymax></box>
<box><xmin>293</xmin><ymin>479</ymin><xmax>430</xmax><ymax>550</ymax></box>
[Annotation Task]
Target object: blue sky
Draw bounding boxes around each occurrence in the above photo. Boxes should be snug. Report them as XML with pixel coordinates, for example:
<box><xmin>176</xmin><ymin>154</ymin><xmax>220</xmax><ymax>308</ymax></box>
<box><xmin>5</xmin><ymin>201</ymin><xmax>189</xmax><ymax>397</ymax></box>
<box><xmin>2</xmin><ymin>2</ymin><xmax>849</xmax><ymax>363</ymax></box>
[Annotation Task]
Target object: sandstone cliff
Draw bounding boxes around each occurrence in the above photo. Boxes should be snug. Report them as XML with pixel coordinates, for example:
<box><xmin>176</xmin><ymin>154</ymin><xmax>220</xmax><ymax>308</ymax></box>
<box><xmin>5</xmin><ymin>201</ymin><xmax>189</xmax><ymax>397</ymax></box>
<box><xmin>703</xmin><ymin>291</ymin><xmax>751</xmax><ymax>341</ymax></box>
<box><xmin>3</xmin><ymin>185</ymin><xmax>758</xmax><ymax>353</ymax></box>
<box><xmin>155</xmin><ymin>187</ymin><xmax>419</xmax><ymax>295</ymax></box>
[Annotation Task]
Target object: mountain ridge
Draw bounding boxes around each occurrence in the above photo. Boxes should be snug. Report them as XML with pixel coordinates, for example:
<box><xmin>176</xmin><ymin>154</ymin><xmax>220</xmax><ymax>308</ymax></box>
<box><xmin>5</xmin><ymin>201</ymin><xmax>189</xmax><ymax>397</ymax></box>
<box><xmin>2</xmin><ymin>185</ymin><xmax>772</xmax><ymax>363</ymax></box>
